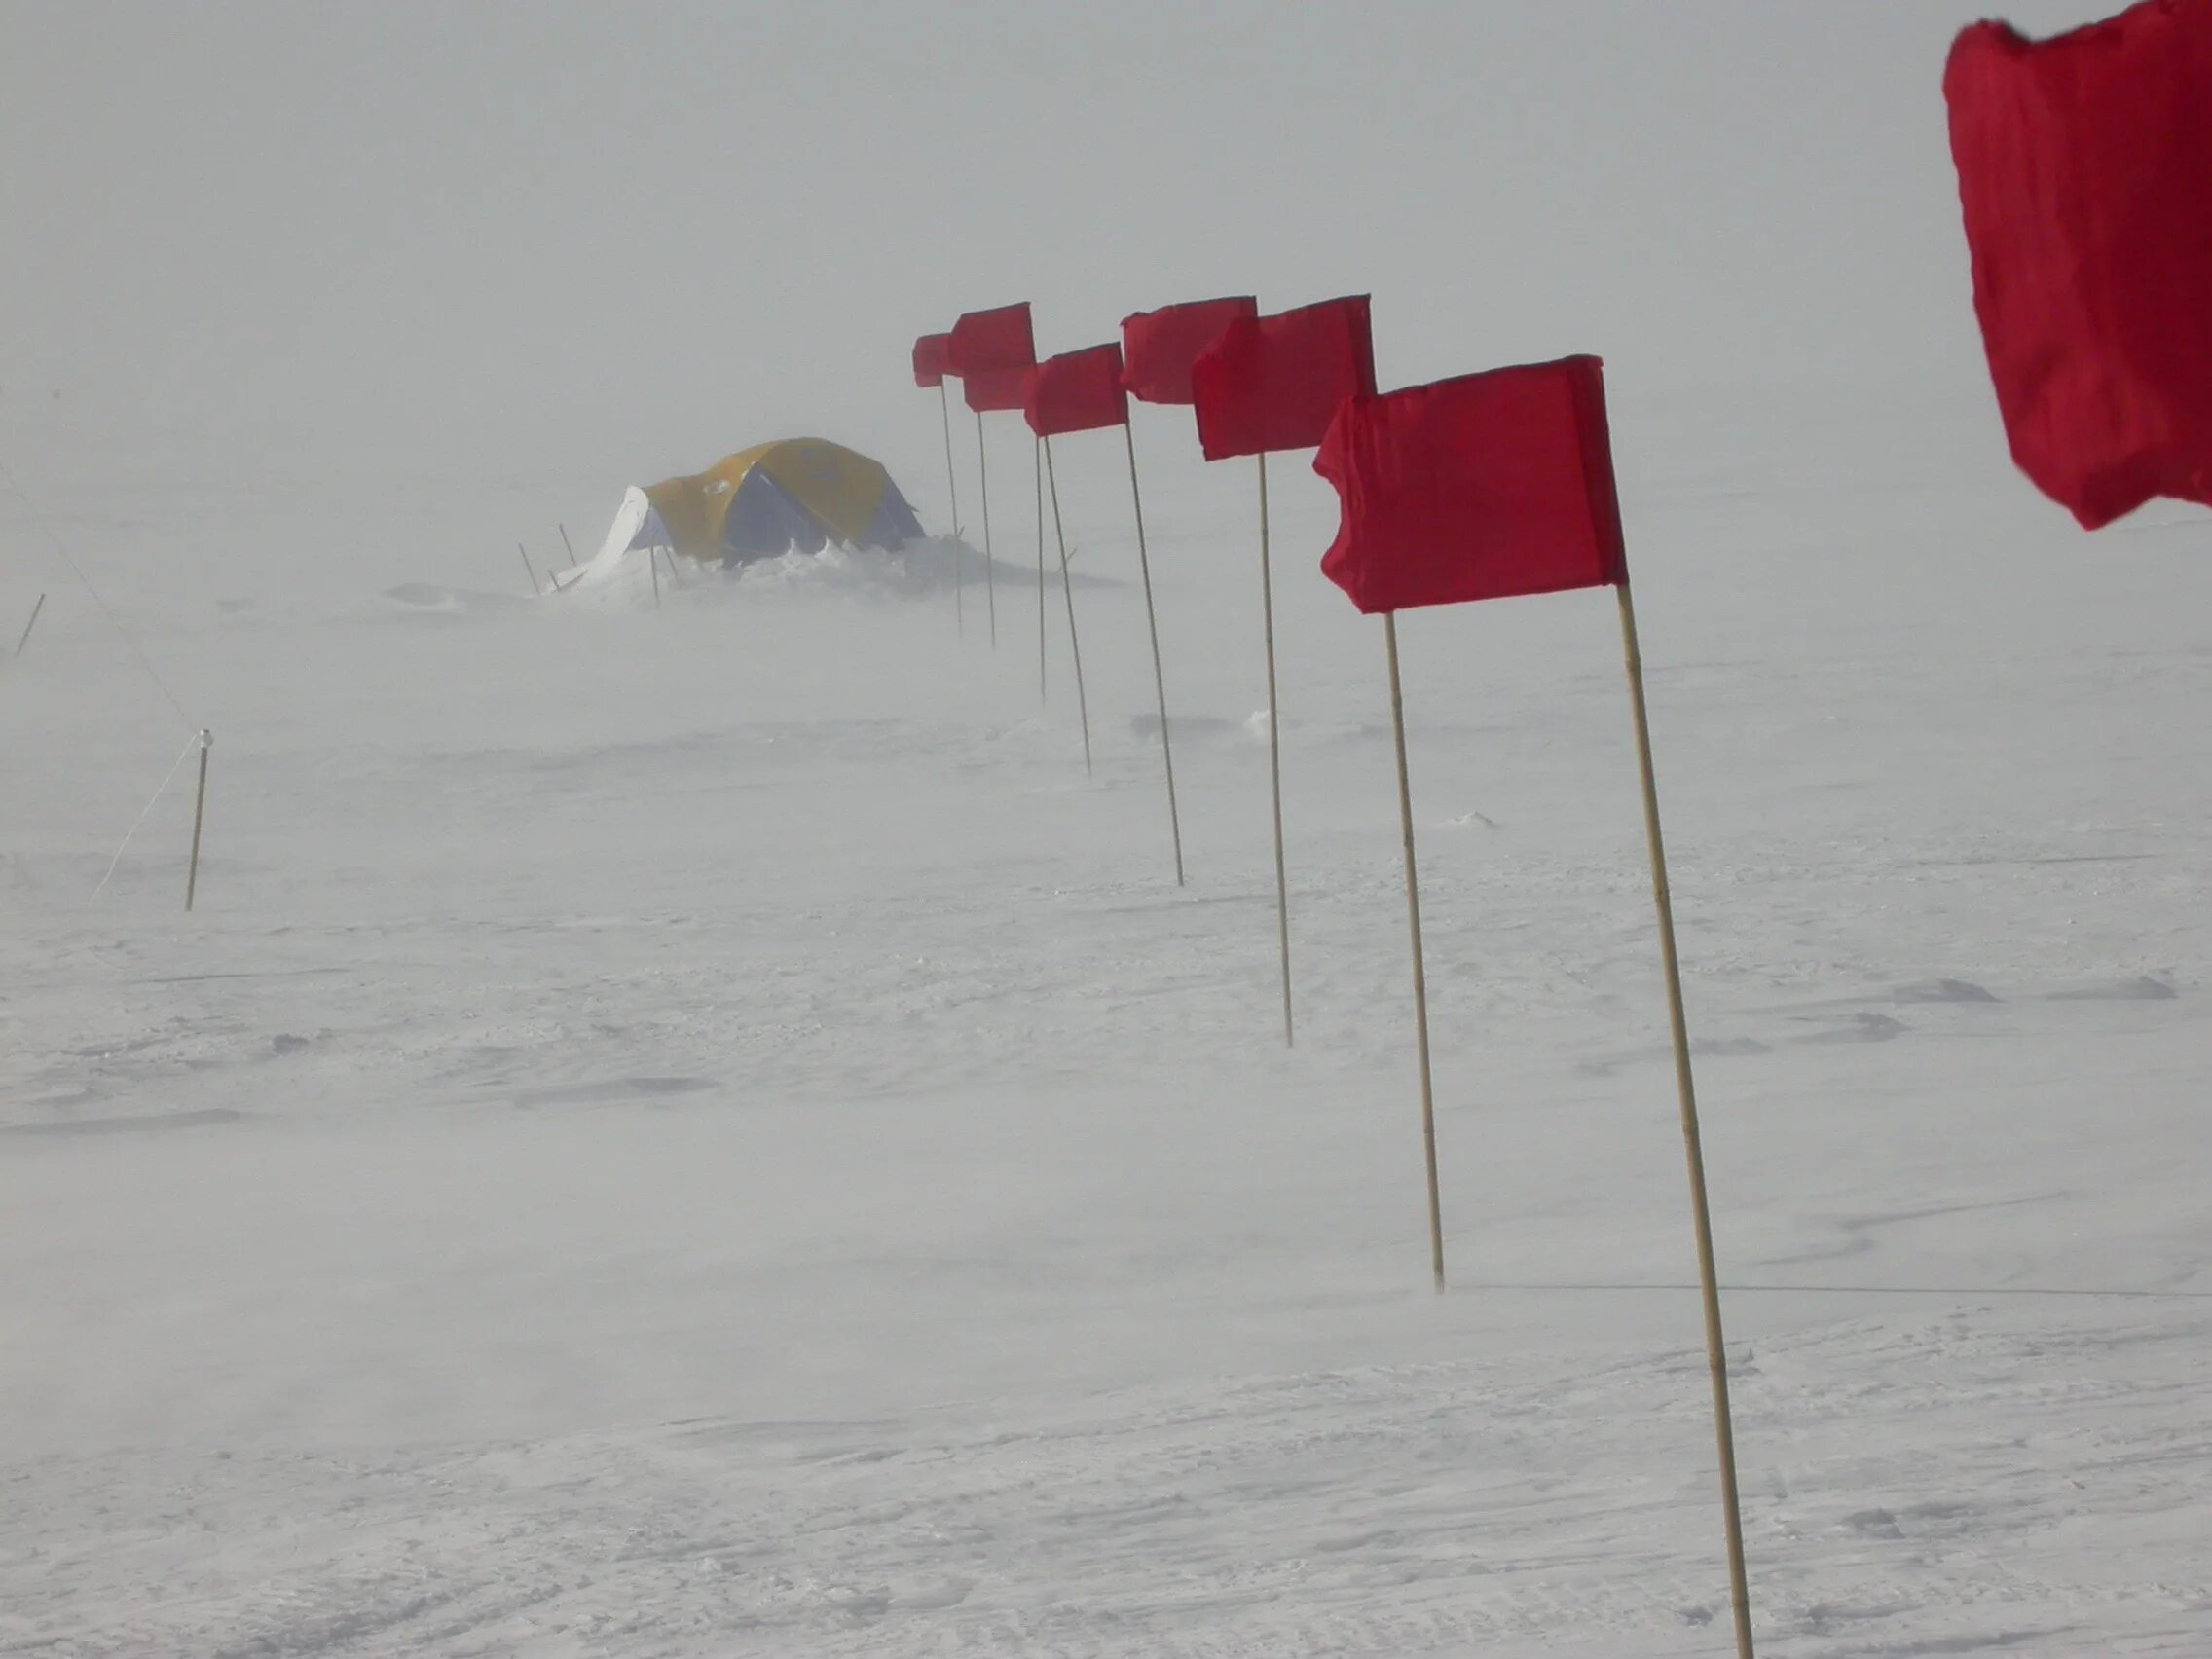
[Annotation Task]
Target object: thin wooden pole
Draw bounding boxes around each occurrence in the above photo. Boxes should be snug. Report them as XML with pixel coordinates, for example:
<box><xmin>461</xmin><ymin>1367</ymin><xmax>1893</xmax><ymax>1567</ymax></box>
<box><xmin>1035</xmin><ymin>435</ymin><xmax>1048</xmax><ymax>702</ymax></box>
<box><xmin>1044</xmin><ymin>436</ymin><xmax>1092</xmax><ymax>776</ymax></box>
<box><xmin>184</xmin><ymin>729</ymin><xmax>211</xmax><ymax>912</ymax></box>
<box><xmin>1259</xmin><ymin>452</ymin><xmax>1293</xmax><ymax>1046</ymax></box>
<box><xmin>559</xmin><ymin>523</ymin><xmax>577</xmax><ymax>568</ymax></box>
<box><xmin>977</xmin><ymin>411</ymin><xmax>997</xmax><ymax>645</ymax></box>
<box><xmin>1617</xmin><ymin>578</ymin><xmax>1754</xmax><ymax>1659</ymax></box>
<box><xmin>1384</xmin><ymin>614</ymin><xmax>1445</xmax><ymax>1291</ymax></box>
<box><xmin>1125</xmin><ymin>423</ymin><xmax>1184</xmax><ymax>886</ymax></box>
<box><xmin>518</xmin><ymin>542</ymin><xmax>541</xmax><ymax>596</ymax></box>
<box><xmin>15</xmin><ymin>592</ymin><xmax>45</xmax><ymax>656</ymax></box>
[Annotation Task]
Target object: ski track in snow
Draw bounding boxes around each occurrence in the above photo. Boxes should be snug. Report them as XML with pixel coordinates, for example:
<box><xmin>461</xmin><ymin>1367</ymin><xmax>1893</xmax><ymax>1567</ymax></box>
<box><xmin>3</xmin><ymin>1310</ymin><xmax>2206</xmax><ymax>1657</ymax></box>
<box><xmin>3</xmin><ymin>438</ymin><xmax>2210</xmax><ymax>1655</ymax></box>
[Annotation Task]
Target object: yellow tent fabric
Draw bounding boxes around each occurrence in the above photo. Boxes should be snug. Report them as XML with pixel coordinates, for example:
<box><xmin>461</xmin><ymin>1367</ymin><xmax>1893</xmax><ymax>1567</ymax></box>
<box><xmin>639</xmin><ymin>473</ymin><xmax>723</xmax><ymax>563</ymax></box>
<box><xmin>640</xmin><ymin>439</ymin><xmax>909</xmax><ymax>562</ymax></box>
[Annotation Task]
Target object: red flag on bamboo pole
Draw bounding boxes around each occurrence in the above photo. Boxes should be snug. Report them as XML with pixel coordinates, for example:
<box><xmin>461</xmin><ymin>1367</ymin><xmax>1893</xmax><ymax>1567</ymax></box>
<box><xmin>1019</xmin><ymin>346</ymin><xmax>1132</xmax><ymax>784</ymax></box>
<box><xmin>1316</xmin><ymin>356</ymin><xmax>1626</xmax><ymax>613</ymax></box>
<box><xmin>1945</xmin><ymin>1</ymin><xmax>2212</xmax><ymax>529</ymax></box>
<box><xmin>1121</xmin><ymin>297</ymin><xmax>1259</xmax><ymax>406</ymax></box>
<box><xmin>1024</xmin><ymin>340</ymin><xmax>1186</xmax><ymax>880</ymax></box>
<box><xmin>1188</xmin><ymin>294</ymin><xmax>1375</xmax><ymax>1048</ymax></box>
<box><xmin>946</xmin><ymin>306</ymin><xmax>1032</xmax><ymax>648</ymax></box>
<box><xmin>963</xmin><ymin>366</ymin><xmax>1029</xmax><ymax>414</ymax></box>
<box><xmin>916</xmin><ymin>329</ymin><xmax>961</xmax><ymax>555</ymax></box>
<box><xmin>947</xmin><ymin>303</ymin><xmax>1037</xmax><ymax>377</ymax></box>
<box><xmin>1312</xmin><ymin>350</ymin><xmax>1756</xmax><ymax>1659</ymax></box>
<box><xmin>913</xmin><ymin>333</ymin><xmax>951</xmax><ymax>388</ymax></box>
<box><xmin>1024</xmin><ymin>344</ymin><xmax>1129</xmax><ymax>437</ymax></box>
<box><xmin>1191</xmin><ymin>295</ymin><xmax>1376</xmax><ymax>460</ymax></box>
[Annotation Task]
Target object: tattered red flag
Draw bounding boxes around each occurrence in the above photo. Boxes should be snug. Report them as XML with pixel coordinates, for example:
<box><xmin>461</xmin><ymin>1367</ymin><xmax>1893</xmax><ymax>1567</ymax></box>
<box><xmin>946</xmin><ymin>303</ymin><xmax>1037</xmax><ymax>377</ymax></box>
<box><xmin>1024</xmin><ymin>344</ymin><xmax>1129</xmax><ymax>438</ymax></box>
<box><xmin>1945</xmin><ymin>1</ymin><xmax>2212</xmax><ymax>529</ymax></box>
<box><xmin>1315</xmin><ymin>355</ymin><xmax>1626</xmax><ymax>615</ymax></box>
<box><xmin>1191</xmin><ymin>296</ymin><xmax>1377</xmax><ymax>461</ymax></box>
<box><xmin>1121</xmin><ymin>297</ymin><xmax>1259</xmax><ymax>406</ymax></box>
<box><xmin>912</xmin><ymin>333</ymin><xmax>952</xmax><ymax>388</ymax></box>
<box><xmin>962</xmin><ymin>366</ymin><xmax>1029</xmax><ymax>414</ymax></box>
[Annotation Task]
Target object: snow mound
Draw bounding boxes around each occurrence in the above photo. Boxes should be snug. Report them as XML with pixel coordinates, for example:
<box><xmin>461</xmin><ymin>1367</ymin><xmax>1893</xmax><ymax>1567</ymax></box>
<box><xmin>546</xmin><ymin>536</ymin><xmax>977</xmax><ymax>609</ymax></box>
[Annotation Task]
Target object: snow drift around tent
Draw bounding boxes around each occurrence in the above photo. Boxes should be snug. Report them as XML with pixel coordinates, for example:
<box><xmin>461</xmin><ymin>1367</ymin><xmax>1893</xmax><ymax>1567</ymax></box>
<box><xmin>586</xmin><ymin>440</ymin><xmax>924</xmax><ymax>571</ymax></box>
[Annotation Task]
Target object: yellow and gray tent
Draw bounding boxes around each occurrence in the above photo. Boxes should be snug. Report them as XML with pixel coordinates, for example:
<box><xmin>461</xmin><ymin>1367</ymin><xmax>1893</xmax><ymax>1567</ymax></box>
<box><xmin>597</xmin><ymin>439</ymin><xmax>924</xmax><ymax>567</ymax></box>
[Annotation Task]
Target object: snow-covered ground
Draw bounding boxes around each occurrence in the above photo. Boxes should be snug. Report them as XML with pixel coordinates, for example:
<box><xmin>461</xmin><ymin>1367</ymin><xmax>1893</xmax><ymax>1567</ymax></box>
<box><xmin>3</xmin><ymin>385</ymin><xmax>2208</xmax><ymax>1654</ymax></box>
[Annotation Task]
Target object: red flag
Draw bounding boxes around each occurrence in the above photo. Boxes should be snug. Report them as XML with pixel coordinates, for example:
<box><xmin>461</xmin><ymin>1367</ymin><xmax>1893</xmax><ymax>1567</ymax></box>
<box><xmin>946</xmin><ymin>303</ymin><xmax>1036</xmax><ymax>377</ymax></box>
<box><xmin>1945</xmin><ymin>2</ymin><xmax>2212</xmax><ymax>529</ymax></box>
<box><xmin>962</xmin><ymin>365</ymin><xmax>1028</xmax><ymax>414</ymax></box>
<box><xmin>1315</xmin><ymin>356</ymin><xmax>1626</xmax><ymax>615</ymax></box>
<box><xmin>913</xmin><ymin>333</ymin><xmax>951</xmax><ymax>388</ymax></box>
<box><xmin>1024</xmin><ymin>344</ymin><xmax>1129</xmax><ymax>438</ymax></box>
<box><xmin>1121</xmin><ymin>296</ymin><xmax>1259</xmax><ymax>405</ymax></box>
<box><xmin>1191</xmin><ymin>295</ymin><xmax>1377</xmax><ymax>461</ymax></box>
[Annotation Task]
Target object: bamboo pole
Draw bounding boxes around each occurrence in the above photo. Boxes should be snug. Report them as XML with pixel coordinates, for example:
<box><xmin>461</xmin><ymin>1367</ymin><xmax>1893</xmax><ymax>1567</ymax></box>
<box><xmin>1125</xmin><ymin>423</ymin><xmax>1184</xmax><ymax>885</ymax></box>
<box><xmin>518</xmin><ymin>542</ymin><xmax>541</xmax><ymax>596</ymax></box>
<box><xmin>1043</xmin><ymin>436</ymin><xmax>1092</xmax><ymax>776</ymax></box>
<box><xmin>1259</xmin><ymin>452</ymin><xmax>1293</xmax><ymax>1046</ymax></box>
<box><xmin>955</xmin><ymin>415</ymin><xmax>969</xmax><ymax>637</ymax></box>
<box><xmin>939</xmin><ymin>382</ymin><xmax>962</xmax><ymax>536</ymax></box>
<box><xmin>1384</xmin><ymin>614</ymin><xmax>1445</xmax><ymax>1290</ymax></box>
<box><xmin>1616</xmin><ymin>578</ymin><xmax>1754</xmax><ymax>1659</ymax></box>
<box><xmin>184</xmin><ymin>729</ymin><xmax>211</xmax><ymax>912</ymax></box>
<box><xmin>15</xmin><ymin>592</ymin><xmax>45</xmax><ymax>656</ymax></box>
<box><xmin>977</xmin><ymin>411</ymin><xmax>997</xmax><ymax>645</ymax></box>
<box><xmin>1035</xmin><ymin>435</ymin><xmax>1048</xmax><ymax>702</ymax></box>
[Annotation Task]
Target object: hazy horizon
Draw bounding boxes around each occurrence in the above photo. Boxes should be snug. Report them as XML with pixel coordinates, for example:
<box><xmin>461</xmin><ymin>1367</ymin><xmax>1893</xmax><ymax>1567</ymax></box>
<box><xmin>3</xmin><ymin>1</ymin><xmax>2109</xmax><ymax>510</ymax></box>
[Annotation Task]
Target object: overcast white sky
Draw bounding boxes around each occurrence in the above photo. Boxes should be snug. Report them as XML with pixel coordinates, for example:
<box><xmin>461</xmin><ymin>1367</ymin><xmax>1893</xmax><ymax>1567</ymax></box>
<box><xmin>0</xmin><ymin>1</ymin><xmax>2107</xmax><ymax>498</ymax></box>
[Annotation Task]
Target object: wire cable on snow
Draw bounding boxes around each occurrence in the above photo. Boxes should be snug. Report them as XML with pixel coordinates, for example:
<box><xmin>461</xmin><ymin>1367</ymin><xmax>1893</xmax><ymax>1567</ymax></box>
<box><xmin>0</xmin><ymin>460</ymin><xmax>196</xmax><ymax>733</ymax></box>
<box><xmin>92</xmin><ymin>729</ymin><xmax>205</xmax><ymax>901</ymax></box>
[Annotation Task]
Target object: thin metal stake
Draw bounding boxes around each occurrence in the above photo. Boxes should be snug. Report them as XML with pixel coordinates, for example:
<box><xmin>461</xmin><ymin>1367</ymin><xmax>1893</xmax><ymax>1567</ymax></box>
<box><xmin>1385</xmin><ymin>614</ymin><xmax>1445</xmax><ymax>1291</ymax></box>
<box><xmin>15</xmin><ymin>592</ymin><xmax>46</xmax><ymax>656</ymax></box>
<box><xmin>518</xmin><ymin>543</ymin><xmax>541</xmax><ymax>596</ymax></box>
<box><xmin>1618</xmin><ymin>577</ymin><xmax>1755</xmax><ymax>1659</ymax></box>
<box><xmin>185</xmin><ymin>729</ymin><xmax>211</xmax><ymax>912</ymax></box>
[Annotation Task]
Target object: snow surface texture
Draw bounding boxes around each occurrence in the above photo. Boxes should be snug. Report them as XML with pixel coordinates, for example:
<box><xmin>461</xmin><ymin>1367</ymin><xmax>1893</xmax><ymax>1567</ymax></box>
<box><xmin>3</xmin><ymin>399</ymin><xmax>2209</xmax><ymax>1655</ymax></box>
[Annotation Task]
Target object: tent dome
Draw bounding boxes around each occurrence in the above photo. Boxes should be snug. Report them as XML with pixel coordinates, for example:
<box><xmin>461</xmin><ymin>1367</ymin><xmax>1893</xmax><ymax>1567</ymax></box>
<box><xmin>607</xmin><ymin>439</ymin><xmax>924</xmax><ymax>566</ymax></box>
